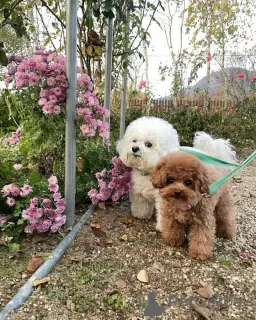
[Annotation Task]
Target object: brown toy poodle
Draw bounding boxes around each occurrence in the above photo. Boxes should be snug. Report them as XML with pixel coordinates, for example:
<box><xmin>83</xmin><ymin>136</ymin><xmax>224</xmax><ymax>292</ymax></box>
<box><xmin>150</xmin><ymin>151</ymin><xmax>236</xmax><ymax>260</ymax></box>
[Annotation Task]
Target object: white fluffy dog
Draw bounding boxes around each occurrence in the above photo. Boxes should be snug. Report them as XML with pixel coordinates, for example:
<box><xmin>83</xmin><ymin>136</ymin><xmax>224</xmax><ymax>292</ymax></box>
<box><xmin>116</xmin><ymin>116</ymin><xmax>236</xmax><ymax>230</ymax></box>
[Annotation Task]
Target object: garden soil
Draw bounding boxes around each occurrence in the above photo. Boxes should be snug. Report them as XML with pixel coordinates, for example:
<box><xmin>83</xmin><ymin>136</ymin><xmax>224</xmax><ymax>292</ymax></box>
<box><xmin>0</xmin><ymin>165</ymin><xmax>256</xmax><ymax>320</ymax></box>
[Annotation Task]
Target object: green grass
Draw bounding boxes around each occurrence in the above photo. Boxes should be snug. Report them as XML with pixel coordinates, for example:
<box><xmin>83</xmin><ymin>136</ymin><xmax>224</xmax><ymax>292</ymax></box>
<box><xmin>105</xmin><ymin>294</ymin><xmax>128</xmax><ymax>310</ymax></box>
<box><xmin>219</xmin><ymin>257</ymin><xmax>233</xmax><ymax>266</ymax></box>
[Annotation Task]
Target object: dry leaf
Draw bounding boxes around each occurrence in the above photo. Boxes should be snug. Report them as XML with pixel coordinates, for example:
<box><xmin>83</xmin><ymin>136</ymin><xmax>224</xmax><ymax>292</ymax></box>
<box><xmin>115</xmin><ymin>279</ymin><xmax>127</xmax><ymax>289</ymax></box>
<box><xmin>76</xmin><ymin>158</ymin><xmax>83</xmax><ymax>171</ymax></box>
<box><xmin>197</xmin><ymin>284</ymin><xmax>214</xmax><ymax>299</ymax></box>
<box><xmin>92</xmin><ymin>228</ymin><xmax>107</xmax><ymax>239</ymax></box>
<box><xmin>120</xmin><ymin>234</ymin><xmax>128</xmax><ymax>241</ymax></box>
<box><xmin>105</xmin><ymin>239</ymin><xmax>113</xmax><ymax>245</ymax></box>
<box><xmin>98</xmin><ymin>202</ymin><xmax>106</xmax><ymax>210</ymax></box>
<box><xmin>27</xmin><ymin>256</ymin><xmax>44</xmax><ymax>273</ymax></box>
<box><xmin>32</xmin><ymin>277</ymin><xmax>50</xmax><ymax>286</ymax></box>
<box><xmin>31</xmin><ymin>234</ymin><xmax>45</xmax><ymax>245</ymax></box>
<box><xmin>0</xmin><ymin>233</ymin><xmax>6</xmax><ymax>245</ymax></box>
<box><xmin>120</xmin><ymin>234</ymin><xmax>135</xmax><ymax>242</ymax></box>
<box><xmin>252</xmin><ymin>238</ymin><xmax>256</xmax><ymax>249</ymax></box>
<box><xmin>90</xmin><ymin>221</ymin><xmax>101</xmax><ymax>229</ymax></box>
<box><xmin>121</xmin><ymin>217</ymin><xmax>133</xmax><ymax>227</ymax></box>
<box><xmin>70</xmin><ymin>256</ymin><xmax>83</xmax><ymax>263</ymax></box>
<box><xmin>137</xmin><ymin>269</ymin><xmax>148</xmax><ymax>283</ymax></box>
<box><xmin>66</xmin><ymin>299</ymin><xmax>76</xmax><ymax>311</ymax></box>
<box><xmin>191</xmin><ymin>301</ymin><xmax>212</xmax><ymax>320</ymax></box>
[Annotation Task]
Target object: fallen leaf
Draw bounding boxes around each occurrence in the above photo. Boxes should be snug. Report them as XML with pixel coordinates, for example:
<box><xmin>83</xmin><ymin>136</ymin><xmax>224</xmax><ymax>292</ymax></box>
<box><xmin>66</xmin><ymin>299</ymin><xmax>76</xmax><ymax>311</ymax></box>
<box><xmin>137</xmin><ymin>269</ymin><xmax>148</xmax><ymax>283</ymax></box>
<box><xmin>27</xmin><ymin>256</ymin><xmax>44</xmax><ymax>273</ymax></box>
<box><xmin>115</xmin><ymin>279</ymin><xmax>127</xmax><ymax>289</ymax></box>
<box><xmin>31</xmin><ymin>234</ymin><xmax>45</xmax><ymax>245</ymax></box>
<box><xmin>105</xmin><ymin>239</ymin><xmax>113</xmax><ymax>245</ymax></box>
<box><xmin>90</xmin><ymin>221</ymin><xmax>101</xmax><ymax>229</ymax></box>
<box><xmin>191</xmin><ymin>301</ymin><xmax>212</xmax><ymax>320</ymax></box>
<box><xmin>120</xmin><ymin>234</ymin><xmax>135</xmax><ymax>242</ymax></box>
<box><xmin>98</xmin><ymin>202</ymin><xmax>106</xmax><ymax>210</ymax></box>
<box><xmin>32</xmin><ymin>277</ymin><xmax>50</xmax><ymax>287</ymax></box>
<box><xmin>76</xmin><ymin>158</ymin><xmax>83</xmax><ymax>171</ymax></box>
<box><xmin>0</xmin><ymin>233</ymin><xmax>6</xmax><ymax>245</ymax></box>
<box><xmin>197</xmin><ymin>284</ymin><xmax>214</xmax><ymax>299</ymax></box>
<box><xmin>120</xmin><ymin>234</ymin><xmax>128</xmax><ymax>241</ymax></box>
<box><xmin>70</xmin><ymin>256</ymin><xmax>83</xmax><ymax>263</ymax></box>
<box><xmin>91</xmin><ymin>227</ymin><xmax>107</xmax><ymax>239</ymax></box>
<box><xmin>252</xmin><ymin>238</ymin><xmax>256</xmax><ymax>249</ymax></box>
<box><xmin>121</xmin><ymin>217</ymin><xmax>133</xmax><ymax>227</ymax></box>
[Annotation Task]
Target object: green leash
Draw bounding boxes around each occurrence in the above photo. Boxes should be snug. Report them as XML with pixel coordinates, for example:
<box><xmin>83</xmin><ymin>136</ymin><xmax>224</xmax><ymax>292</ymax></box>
<box><xmin>207</xmin><ymin>150</ymin><xmax>256</xmax><ymax>195</ymax></box>
<box><xmin>179</xmin><ymin>147</ymin><xmax>239</xmax><ymax>167</ymax></box>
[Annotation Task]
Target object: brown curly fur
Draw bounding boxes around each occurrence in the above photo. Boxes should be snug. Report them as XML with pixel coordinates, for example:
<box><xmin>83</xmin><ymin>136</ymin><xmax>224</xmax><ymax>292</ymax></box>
<box><xmin>150</xmin><ymin>151</ymin><xmax>236</xmax><ymax>260</ymax></box>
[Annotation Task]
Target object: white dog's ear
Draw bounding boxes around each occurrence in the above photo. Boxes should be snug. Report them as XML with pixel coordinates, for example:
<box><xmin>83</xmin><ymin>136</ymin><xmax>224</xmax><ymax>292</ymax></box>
<box><xmin>116</xmin><ymin>139</ymin><xmax>123</xmax><ymax>154</ymax></box>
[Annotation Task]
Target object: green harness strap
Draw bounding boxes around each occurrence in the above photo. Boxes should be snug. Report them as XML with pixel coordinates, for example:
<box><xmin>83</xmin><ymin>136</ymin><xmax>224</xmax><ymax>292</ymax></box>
<box><xmin>207</xmin><ymin>150</ymin><xmax>256</xmax><ymax>195</ymax></box>
<box><xmin>179</xmin><ymin>147</ymin><xmax>239</xmax><ymax>167</ymax></box>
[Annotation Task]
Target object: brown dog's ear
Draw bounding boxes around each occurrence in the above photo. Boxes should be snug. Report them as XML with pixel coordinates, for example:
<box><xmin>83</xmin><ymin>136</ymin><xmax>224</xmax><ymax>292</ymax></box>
<box><xmin>196</xmin><ymin>165</ymin><xmax>210</xmax><ymax>194</ymax></box>
<box><xmin>150</xmin><ymin>161</ymin><xmax>167</xmax><ymax>189</ymax></box>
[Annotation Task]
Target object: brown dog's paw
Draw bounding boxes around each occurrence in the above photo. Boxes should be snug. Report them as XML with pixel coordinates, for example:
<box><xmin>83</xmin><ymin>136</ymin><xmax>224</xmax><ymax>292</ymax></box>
<box><xmin>162</xmin><ymin>233</ymin><xmax>185</xmax><ymax>247</ymax></box>
<box><xmin>189</xmin><ymin>247</ymin><xmax>213</xmax><ymax>260</ymax></box>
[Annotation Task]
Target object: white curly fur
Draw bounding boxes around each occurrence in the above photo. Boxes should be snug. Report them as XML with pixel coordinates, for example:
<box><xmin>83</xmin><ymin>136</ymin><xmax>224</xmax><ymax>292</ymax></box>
<box><xmin>116</xmin><ymin>116</ymin><xmax>237</xmax><ymax>231</ymax></box>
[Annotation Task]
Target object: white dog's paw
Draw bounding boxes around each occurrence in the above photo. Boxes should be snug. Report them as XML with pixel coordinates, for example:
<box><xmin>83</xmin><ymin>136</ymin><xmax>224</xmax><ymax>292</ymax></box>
<box><xmin>155</xmin><ymin>220</ymin><xmax>162</xmax><ymax>232</ymax></box>
<box><xmin>131</xmin><ymin>209</ymin><xmax>153</xmax><ymax>219</ymax></box>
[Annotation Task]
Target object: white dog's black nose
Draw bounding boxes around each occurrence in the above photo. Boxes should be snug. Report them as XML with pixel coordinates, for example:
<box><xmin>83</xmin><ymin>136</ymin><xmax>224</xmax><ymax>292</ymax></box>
<box><xmin>132</xmin><ymin>146</ymin><xmax>140</xmax><ymax>153</ymax></box>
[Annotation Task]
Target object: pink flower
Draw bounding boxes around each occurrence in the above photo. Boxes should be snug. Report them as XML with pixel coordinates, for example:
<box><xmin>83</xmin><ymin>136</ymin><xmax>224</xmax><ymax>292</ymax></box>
<box><xmin>139</xmin><ymin>80</ymin><xmax>146</xmax><ymax>89</ymax></box>
<box><xmin>48</xmin><ymin>183</ymin><xmax>59</xmax><ymax>193</ymax></box>
<box><xmin>48</xmin><ymin>175</ymin><xmax>58</xmax><ymax>184</ymax></box>
<box><xmin>0</xmin><ymin>215</ymin><xmax>8</xmax><ymax>225</ymax></box>
<box><xmin>251</xmin><ymin>75</ymin><xmax>256</xmax><ymax>81</ymax></box>
<box><xmin>36</xmin><ymin>220</ymin><xmax>52</xmax><ymax>232</ymax></box>
<box><xmin>2</xmin><ymin>184</ymin><xmax>12</xmax><ymax>196</ymax></box>
<box><xmin>22</xmin><ymin>209</ymin><xmax>30</xmax><ymax>219</ymax></box>
<box><xmin>53</xmin><ymin>192</ymin><xmax>61</xmax><ymax>201</ymax></box>
<box><xmin>39</xmin><ymin>98</ymin><xmax>47</xmax><ymax>106</ymax></box>
<box><xmin>80</xmin><ymin>124</ymin><xmax>89</xmax><ymax>135</ymax></box>
<box><xmin>30</xmin><ymin>197</ymin><xmax>38</xmax><ymax>205</ymax></box>
<box><xmin>21</xmin><ymin>184</ymin><xmax>33</xmax><ymax>195</ymax></box>
<box><xmin>238</xmin><ymin>73</ymin><xmax>245</xmax><ymax>79</ymax></box>
<box><xmin>106</xmin><ymin>141</ymin><xmax>111</xmax><ymax>147</ymax></box>
<box><xmin>206</xmin><ymin>55</ymin><xmax>212</xmax><ymax>61</ymax></box>
<box><xmin>42</xmin><ymin>103</ymin><xmax>53</xmax><ymax>115</ymax></box>
<box><xmin>24</xmin><ymin>225</ymin><xmax>35</xmax><ymax>233</ymax></box>
<box><xmin>143</xmin><ymin>96</ymin><xmax>147</xmax><ymax>102</ymax></box>
<box><xmin>47</xmin><ymin>77</ymin><xmax>56</xmax><ymax>86</ymax></box>
<box><xmin>241</xmin><ymin>252</ymin><xmax>247</xmax><ymax>259</ymax></box>
<box><xmin>40</xmin><ymin>89</ymin><xmax>48</xmax><ymax>98</ymax></box>
<box><xmin>42</xmin><ymin>198</ymin><xmax>52</xmax><ymax>207</ymax></box>
<box><xmin>7</xmin><ymin>197</ymin><xmax>16</xmax><ymax>206</ymax></box>
<box><xmin>88</xmin><ymin>189</ymin><xmax>98</xmax><ymax>198</ymax></box>
<box><xmin>10</xmin><ymin>185</ymin><xmax>20</xmax><ymax>197</ymax></box>
<box><xmin>55</xmin><ymin>206</ymin><xmax>65</xmax><ymax>214</ymax></box>
<box><xmin>53</xmin><ymin>105</ymin><xmax>61</xmax><ymax>114</ymax></box>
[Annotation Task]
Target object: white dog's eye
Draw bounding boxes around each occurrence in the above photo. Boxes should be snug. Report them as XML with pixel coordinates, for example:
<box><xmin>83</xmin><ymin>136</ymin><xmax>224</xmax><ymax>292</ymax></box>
<box><xmin>133</xmin><ymin>140</ymin><xmax>137</xmax><ymax>143</ymax></box>
<box><xmin>145</xmin><ymin>142</ymin><xmax>152</xmax><ymax>148</ymax></box>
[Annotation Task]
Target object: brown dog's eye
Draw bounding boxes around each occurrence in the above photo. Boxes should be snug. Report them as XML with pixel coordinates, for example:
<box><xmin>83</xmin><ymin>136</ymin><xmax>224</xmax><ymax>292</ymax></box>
<box><xmin>145</xmin><ymin>142</ymin><xmax>152</xmax><ymax>148</ymax></box>
<box><xmin>167</xmin><ymin>177</ymin><xmax>174</xmax><ymax>184</ymax></box>
<box><xmin>184</xmin><ymin>180</ymin><xmax>193</xmax><ymax>186</ymax></box>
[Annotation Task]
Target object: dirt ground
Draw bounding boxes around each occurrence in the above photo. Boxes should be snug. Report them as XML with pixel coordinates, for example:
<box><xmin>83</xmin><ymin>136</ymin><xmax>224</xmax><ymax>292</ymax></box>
<box><xmin>0</xmin><ymin>165</ymin><xmax>256</xmax><ymax>320</ymax></box>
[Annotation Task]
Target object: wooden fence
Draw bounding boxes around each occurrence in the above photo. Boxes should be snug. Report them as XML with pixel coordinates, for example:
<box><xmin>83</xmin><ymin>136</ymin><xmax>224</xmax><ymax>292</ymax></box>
<box><xmin>112</xmin><ymin>98</ymin><xmax>237</xmax><ymax>112</ymax></box>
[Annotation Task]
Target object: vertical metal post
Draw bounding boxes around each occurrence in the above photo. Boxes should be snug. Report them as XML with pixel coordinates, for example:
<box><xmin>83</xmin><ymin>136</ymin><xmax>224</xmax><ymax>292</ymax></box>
<box><xmin>65</xmin><ymin>0</ymin><xmax>77</xmax><ymax>228</ymax></box>
<box><xmin>103</xmin><ymin>16</ymin><xmax>114</xmax><ymax>143</ymax></box>
<box><xmin>120</xmin><ymin>4</ymin><xmax>129</xmax><ymax>139</ymax></box>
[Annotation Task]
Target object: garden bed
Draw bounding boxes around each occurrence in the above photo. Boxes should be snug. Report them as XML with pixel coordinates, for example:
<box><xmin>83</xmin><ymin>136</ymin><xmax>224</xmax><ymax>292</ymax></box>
<box><xmin>1</xmin><ymin>165</ymin><xmax>256</xmax><ymax>320</ymax></box>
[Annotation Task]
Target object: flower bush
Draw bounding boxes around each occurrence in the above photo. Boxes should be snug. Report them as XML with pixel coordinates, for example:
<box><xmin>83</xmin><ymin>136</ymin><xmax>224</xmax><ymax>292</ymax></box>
<box><xmin>5</xmin><ymin>46</ymin><xmax>110</xmax><ymax>142</ymax></box>
<box><xmin>88</xmin><ymin>157</ymin><xmax>131</xmax><ymax>204</ymax></box>
<box><xmin>1</xmin><ymin>173</ymin><xmax>66</xmax><ymax>237</ymax></box>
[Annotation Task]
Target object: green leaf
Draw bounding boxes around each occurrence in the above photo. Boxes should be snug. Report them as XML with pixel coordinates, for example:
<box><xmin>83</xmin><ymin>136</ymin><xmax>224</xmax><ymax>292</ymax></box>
<box><xmin>0</xmin><ymin>48</ymin><xmax>8</xmax><ymax>66</ymax></box>
<box><xmin>87</xmin><ymin>45</ymin><xmax>93</xmax><ymax>56</ymax></box>
<box><xmin>7</xmin><ymin>243</ymin><xmax>20</xmax><ymax>252</ymax></box>
<box><xmin>29</xmin><ymin>171</ymin><xmax>42</xmax><ymax>184</ymax></box>
<box><xmin>17</xmin><ymin>219</ymin><xmax>24</xmax><ymax>225</ymax></box>
<box><xmin>94</xmin><ymin>46</ymin><xmax>102</xmax><ymax>56</ymax></box>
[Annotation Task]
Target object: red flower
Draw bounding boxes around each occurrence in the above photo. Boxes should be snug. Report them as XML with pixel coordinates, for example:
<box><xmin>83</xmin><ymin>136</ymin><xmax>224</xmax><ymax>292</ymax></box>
<box><xmin>238</xmin><ymin>73</ymin><xmax>245</xmax><ymax>79</ymax></box>
<box><xmin>139</xmin><ymin>80</ymin><xmax>146</xmax><ymax>89</ymax></box>
<box><xmin>142</xmin><ymin>96</ymin><xmax>147</xmax><ymax>102</ymax></box>
<box><xmin>206</xmin><ymin>55</ymin><xmax>212</xmax><ymax>62</ymax></box>
<box><xmin>248</xmin><ymin>92</ymin><xmax>253</xmax><ymax>96</ymax></box>
<box><xmin>241</xmin><ymin>252</ymin><xmax>247</xmax><ymax>259</ymax></box>
<box><xmin>251</xmin><ymin>75</ymin><xmax>256</xmax><ymax>81</ymax></box>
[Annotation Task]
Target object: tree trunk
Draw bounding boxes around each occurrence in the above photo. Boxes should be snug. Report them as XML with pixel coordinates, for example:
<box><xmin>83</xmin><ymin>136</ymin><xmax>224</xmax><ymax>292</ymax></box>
<box><xmin>204</xmin><ymin>21</ymin><xmax>211</xmax><ymax>109</ymax></box>
<box><xmin>143</xmin><ymin>40</ymin><xmax>150</xmax><ymax>89</ymax></box>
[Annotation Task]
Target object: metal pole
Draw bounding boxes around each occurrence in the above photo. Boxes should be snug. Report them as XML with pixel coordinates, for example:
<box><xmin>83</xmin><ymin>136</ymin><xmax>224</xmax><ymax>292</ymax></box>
<box><xmin>65</xmin><ymin>0</ymin><xmax>77</xmax><ymax>228</ymax></box>
<box><xmin>120</xmin><ymin>4</ymin><xmax>129</xmax><ymax>139</ymax></box>
<box><xmin>103</xmin><ymin>16</ymin><xmax>114</xmax><ymax>143</ymax></box>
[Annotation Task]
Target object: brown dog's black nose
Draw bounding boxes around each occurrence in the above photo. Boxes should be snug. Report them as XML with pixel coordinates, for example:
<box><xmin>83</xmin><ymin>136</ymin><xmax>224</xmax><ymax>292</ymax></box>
<box><xmin>174</xmin><ymin>191</ymin><xmax>181</xmax><ymax>197</ymax></box>
<box><xmin>132</xmin><ymin>146</ymin><xmax>140</xmax><ymax>153</ymax></box>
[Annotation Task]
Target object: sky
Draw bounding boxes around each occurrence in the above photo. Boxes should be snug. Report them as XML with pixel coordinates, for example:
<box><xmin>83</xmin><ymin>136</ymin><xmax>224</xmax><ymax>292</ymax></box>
<box><xmin>141</xmin><ymin>1</ymin><xmax>256</xmax><ymax>98</ymax></box>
